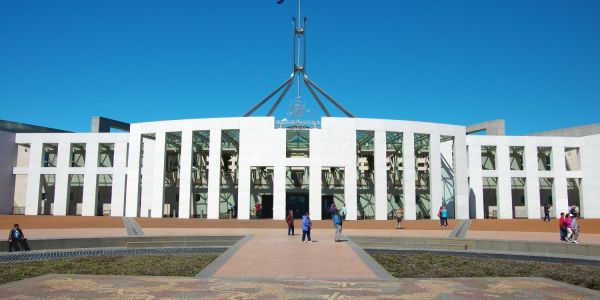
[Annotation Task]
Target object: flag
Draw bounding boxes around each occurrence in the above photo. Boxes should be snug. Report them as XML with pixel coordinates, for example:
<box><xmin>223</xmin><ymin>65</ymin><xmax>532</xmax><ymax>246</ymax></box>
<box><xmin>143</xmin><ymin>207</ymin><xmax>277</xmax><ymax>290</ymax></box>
<box><xmin>276</xmin><ymin>0</ymin><xmax>284</xmax><ymax>4</ymax></box>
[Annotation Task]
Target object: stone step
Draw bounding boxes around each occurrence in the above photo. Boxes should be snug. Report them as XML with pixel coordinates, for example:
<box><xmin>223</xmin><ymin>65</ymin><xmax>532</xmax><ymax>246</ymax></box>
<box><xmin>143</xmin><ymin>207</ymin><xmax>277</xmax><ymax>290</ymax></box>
<box><xmin>126</xmin><ymin>240</ymin><xmax>238</xmax><ymax>248</ymax></box>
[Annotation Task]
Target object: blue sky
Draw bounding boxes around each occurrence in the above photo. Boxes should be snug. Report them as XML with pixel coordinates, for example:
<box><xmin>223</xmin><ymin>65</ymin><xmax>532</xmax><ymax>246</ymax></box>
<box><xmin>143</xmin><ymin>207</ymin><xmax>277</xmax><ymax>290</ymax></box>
<box><xmin>1</xmin><ymin>0</ymin><xmax>599</xmax><ymax>134</ymax></box>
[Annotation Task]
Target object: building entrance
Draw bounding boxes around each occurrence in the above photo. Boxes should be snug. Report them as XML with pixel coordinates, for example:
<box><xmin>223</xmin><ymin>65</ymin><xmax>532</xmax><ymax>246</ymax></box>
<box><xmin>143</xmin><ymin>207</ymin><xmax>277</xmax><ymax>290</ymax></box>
<box><xmin>322</xmin><ymin>195</ymin><xmax>334</xmax><ymax>219</ymax></box>
<box><xmin>286</xmin><ymin>194</ymin><xmax>309</xmax><ymax>219</ymax></box>
<box><xmin>261</xmin><ymin>195</ymin><xmax>273</xmax><ymax>219</ymax></box>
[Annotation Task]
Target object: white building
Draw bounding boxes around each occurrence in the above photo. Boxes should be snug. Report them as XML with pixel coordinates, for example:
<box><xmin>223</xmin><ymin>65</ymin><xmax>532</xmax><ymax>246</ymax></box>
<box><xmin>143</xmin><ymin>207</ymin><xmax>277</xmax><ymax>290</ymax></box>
<box><xmin>2</xmin><ymin>117</ymin><xmax>599</xmax><ymax>220</ymax></box>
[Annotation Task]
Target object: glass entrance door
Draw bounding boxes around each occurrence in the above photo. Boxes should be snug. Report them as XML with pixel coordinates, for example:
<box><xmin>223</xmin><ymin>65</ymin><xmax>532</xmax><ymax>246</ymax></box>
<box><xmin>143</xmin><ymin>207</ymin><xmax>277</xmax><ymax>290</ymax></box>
<box><xmin>286</xmin><ymin>194</ymin><xmax>309</xmax><ymax>219</ymax></box>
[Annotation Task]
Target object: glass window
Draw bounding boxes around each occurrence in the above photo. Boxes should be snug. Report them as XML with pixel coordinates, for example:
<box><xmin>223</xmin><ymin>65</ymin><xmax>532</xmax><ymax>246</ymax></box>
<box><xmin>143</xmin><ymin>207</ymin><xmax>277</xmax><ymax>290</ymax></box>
<box><xmin>565</xmin><ymin>147</ymin><xmax>580</xmax><ymax>171</ymax></box>
<box><xmin>415</xmin><ymin>133</ymin><xmax>431</xmax><ymax>219</ymax></box>
<box><xmin>286</xmin><ymin>130</ymin><xmax>310</xmax><ymax>158</ymax></box>
<box><xmin>509</xmin><ymin>146</ymin><xmax>524</xmax><ymax>170</ymax></box>
<box><xmin>538</xmin><ymin>147</ymin><xmax>552</xmax><ymax>171</ymax></box>
<box><xmin>357</xmin><ymin>130</ymin><xmax>375</xmax><ymax>219</ymax></box>
<box><xmin>386</xmin><ymin>132</ymin><xmax>403</xmax><ymax>220</ymax></box>
<box><xmin>98</xmin><ymin>143</ymin><xmax>115</xmax><ymax>167</ymax></box>
<box><xmin>70</xmin><ymin>143</ymin><xmax>86</xmax><ymax>167</ymax></box>
<box><xmin>41</xmin><ymin>144</ymin><xmax>58</xmax><ymax>167</ymax></box>
<box><xmin>481</xmin><ymin>146</ymin><xmax>496</xmax><ymax>170</ymax></box>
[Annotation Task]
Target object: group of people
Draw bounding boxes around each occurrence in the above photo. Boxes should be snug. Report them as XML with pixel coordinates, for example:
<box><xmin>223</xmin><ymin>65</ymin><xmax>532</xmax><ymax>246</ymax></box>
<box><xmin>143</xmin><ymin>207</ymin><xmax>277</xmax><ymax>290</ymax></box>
<box><xmin>559</xmin><ymin>212</ymin><xmax>580</xmax><ymax>243</ymax></box>
<box><xmin>285</xmin><ymin>210</ymin><xmax>318</xmax><ymax>243</ymax></box>
<box><xmin>285</xmin><ymin>204</ymin><xmax>346</xmax><ymax>243</ymax></box>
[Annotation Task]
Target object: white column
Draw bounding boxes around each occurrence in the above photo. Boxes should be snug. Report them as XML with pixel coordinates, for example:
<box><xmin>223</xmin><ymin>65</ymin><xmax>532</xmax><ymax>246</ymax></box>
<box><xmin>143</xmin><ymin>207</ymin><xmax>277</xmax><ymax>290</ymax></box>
<box><xmin>125</xmin><ymin>134</ymin><xmax>142</xmax><ymax>217</ymax></box>
<box><xmin>496</xmin><ymin>145</ymin><xmax>512</xmax><ymax>219</ymax></box>
<box><xmin>524</xmin><ymin>144</ymin><xmax>541</xmax><ymax>219</ymax></box>
<box><xmin>553</xmin><ymin>145</ymin><xmax>569</xmax><ymax>217</ymax></box>
<box><xmin>345</xmin><ymin>130</ymin><xmax>358</xmax><ymax>221</ymax></box>
<box><xmin>273</xmin><ymin>164</ymin><xmax>286</xmax><ymax>220</ymax></box>
<box><xmin>403</xmin><ymin>132</ymin><xmax>416</xmax><ymax>220</ymax></box>
<box><xmin>81</xmin><ymin>142</ymin><xmax>99</xmax><ymax>216</ymax></box>
<box><xmin>178</xmin><ymin>131</ymin><xmax>193</xmax><ymax>219</ymax></box>
<box><xmin>237</xmin><ymin>164</ymin><xmax>251</xmax><ymax>220</ymax></box>
<box><xmin>374</xmin><ymin>130</ymin><xmax>388</xmax><ymax>220</ymax></box>
<box><xmin>110</xmin><ymin>142</ymin><xmax>128</xmax><ymax>216</ymax></box>
<box><xmin>24</xmin><ymin>142</ymin><xmax>42</xmax><ymax>215</ymax></box>
<box><xmin>207</xmin><ymin>129</ymin><xmax>221</xmax><ymax>219</ymax></box>
<box><xmin>429</xmin><ymin>133</ymin><xmax>442</xmax><ymax>219</ymax></box>
<box><xmin>53</xmin><ymin>142</ymin><xmax>71</xmax><ymax>216</ymax></box>
<box><xmin>150</xmin><ymin>132</ymin><xmax>166</xmax><ymax>218</ymax></box>
<box><xmin>454</xmin><ymin>135</ymin><xmax>470</xmax><ymax>219</ymax></box>
<box><xmin>467</xmin><ymin>143</ymin><xmax>484</xmax><ymax>219</ymax></box>
<box><xmin>581</xmin><ymin>135</ymin><xmax>600</xmax><ymax>218</ymax></box>
<box><xmin>309</xmin><ymin>165</ymin><xmax>321</xmax><ymax>219</ymax></box>
<box><xmin>139</xmin><ymin>138</ymin><xmax>155</xmax><ymax>217</ymax></box>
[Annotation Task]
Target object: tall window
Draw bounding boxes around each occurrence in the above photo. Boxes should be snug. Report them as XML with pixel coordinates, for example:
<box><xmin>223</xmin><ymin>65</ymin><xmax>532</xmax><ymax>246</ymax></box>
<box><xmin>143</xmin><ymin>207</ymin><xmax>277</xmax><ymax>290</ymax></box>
<box><xmin>415</xmin><ymin>133</ymin><xmax>431</xmax><ymax>219</ymax></box>
<box><xmin>357</xmin><ymin>130</ymin><xmax>375</xmax><ymax>219</ymax></box>
<box><xmin>386</xmin><ymin>132</ymin><xmax>403</xmax><ymax>220</ymax></box>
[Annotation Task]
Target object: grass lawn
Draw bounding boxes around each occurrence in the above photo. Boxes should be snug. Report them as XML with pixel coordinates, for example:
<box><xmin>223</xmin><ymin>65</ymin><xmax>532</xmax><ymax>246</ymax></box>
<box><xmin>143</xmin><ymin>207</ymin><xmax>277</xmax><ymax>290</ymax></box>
<box><xmin>371</xmin><ymin>253</ymin><xmax>600</xmax><ymax>291</ymax></box>
<box><xmin>0</xmin><ymin>254</ymin><xmax>218</xmax><ymax>285</ymax></box>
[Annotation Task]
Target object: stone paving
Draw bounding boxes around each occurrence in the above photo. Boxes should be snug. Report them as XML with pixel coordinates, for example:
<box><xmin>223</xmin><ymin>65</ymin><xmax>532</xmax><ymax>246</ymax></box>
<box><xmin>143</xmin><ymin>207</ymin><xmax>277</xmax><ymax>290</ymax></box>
<box><xmin>0</xmin><ymin>274</ymin><xmax>598</xmax><ymax>299</ymax></box>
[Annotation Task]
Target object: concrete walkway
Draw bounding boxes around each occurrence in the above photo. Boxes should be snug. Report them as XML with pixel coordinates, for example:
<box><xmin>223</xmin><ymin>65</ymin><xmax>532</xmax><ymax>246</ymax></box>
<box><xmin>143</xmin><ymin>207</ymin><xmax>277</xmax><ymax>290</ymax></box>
<box><xmin>207</xmin><ymin>230</ymin><xmax>381</xmax><ymax>279</ymax></box>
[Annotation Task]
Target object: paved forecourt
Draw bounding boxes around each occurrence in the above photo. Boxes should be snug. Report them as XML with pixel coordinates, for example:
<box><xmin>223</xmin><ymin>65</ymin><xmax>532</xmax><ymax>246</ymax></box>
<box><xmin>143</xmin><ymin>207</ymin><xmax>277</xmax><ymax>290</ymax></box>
<box><xmin>2</xmin><ymin>216</ymin><xmax>600</xmax><ymax>298</ymax></box>
<box><xmin>206</xmin><ymin>229</ymin><xmax>380</xmax><ymax>279</ymax></box>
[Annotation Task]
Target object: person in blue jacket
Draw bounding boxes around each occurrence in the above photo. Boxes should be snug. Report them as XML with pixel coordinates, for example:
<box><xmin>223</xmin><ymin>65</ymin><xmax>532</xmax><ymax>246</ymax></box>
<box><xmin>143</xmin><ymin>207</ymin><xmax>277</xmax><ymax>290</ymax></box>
<box><xmin>302</xmin><ymin>212</ymin><xmax>312</xmax><ymax>244</ymax></box>
<box><xmin>441</xmin><ymin>206</ymin><xmax>448</xmax><ymax>227</ymax></box>
<box><xmin>333</xmin><ymin>210</ymin><xmax>343</xmax><ymax>242</ymax></box>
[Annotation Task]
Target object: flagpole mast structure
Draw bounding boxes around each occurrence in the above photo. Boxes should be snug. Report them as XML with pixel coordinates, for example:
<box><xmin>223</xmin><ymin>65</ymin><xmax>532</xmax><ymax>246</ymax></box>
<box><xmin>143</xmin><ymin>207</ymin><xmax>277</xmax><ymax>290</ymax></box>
<box><xmin>244</xmin><ymin>0</ymin><xmax>355</xmax><ymax>119</ymax></box>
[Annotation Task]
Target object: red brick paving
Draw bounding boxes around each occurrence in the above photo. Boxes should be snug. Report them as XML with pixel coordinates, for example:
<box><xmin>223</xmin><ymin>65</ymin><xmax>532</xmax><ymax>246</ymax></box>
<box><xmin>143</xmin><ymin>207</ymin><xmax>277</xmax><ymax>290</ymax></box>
<box><xmin>213</xmin><ymin>230</ymin><xmax>377</xmax><ymax>279</ymax></box>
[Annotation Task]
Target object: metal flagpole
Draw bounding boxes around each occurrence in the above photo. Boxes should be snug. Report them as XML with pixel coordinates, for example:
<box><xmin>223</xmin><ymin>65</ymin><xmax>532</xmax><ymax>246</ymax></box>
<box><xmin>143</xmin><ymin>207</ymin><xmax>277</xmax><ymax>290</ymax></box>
<box><xmin>244</xmin><ymin>0</ymin><xmax>355</xmax><ymax>119</ymax></box>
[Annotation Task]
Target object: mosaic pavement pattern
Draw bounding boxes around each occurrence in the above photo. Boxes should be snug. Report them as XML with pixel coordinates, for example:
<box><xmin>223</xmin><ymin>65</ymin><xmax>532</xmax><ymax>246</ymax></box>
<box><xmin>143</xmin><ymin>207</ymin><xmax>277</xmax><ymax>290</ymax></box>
<box><xmin>0</xmin><ymin>274</ymin><xmax>598</xmax><ymax>299</ymax></box>
<box><xmin>0</xmin><ymin>247</ymin><xmax>226</xmax><ymax>263</ymax></box>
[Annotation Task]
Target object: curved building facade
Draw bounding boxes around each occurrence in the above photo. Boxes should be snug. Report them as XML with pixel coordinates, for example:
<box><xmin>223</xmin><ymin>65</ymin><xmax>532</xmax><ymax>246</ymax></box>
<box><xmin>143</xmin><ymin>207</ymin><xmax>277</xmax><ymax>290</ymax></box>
<box><xmin>5</xmin><ymin>116</ymin><xmax>600</xmax><ymax>220</ymax></box>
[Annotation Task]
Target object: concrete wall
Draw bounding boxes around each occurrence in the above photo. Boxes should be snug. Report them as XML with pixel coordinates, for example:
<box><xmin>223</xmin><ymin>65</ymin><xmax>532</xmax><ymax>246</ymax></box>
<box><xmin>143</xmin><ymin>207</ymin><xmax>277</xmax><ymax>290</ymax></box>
<box><xmin>13</xmin><ymin>133</ymin><xmax>129</xmax><ymax>216</ymax></box>
<box><xmin>466</xmin><ymin>135</ymin><xmax>586</xmax><ymax>219</ymax></box>
<box><xmin>0</xmin><ymin>131</ymin><xmax>16</xmax><ymax>214</ymax></box>
<box><xmin>9</xmin><ymin>117</ymin><xmax>600</xmax><ymax>220</ymax></box>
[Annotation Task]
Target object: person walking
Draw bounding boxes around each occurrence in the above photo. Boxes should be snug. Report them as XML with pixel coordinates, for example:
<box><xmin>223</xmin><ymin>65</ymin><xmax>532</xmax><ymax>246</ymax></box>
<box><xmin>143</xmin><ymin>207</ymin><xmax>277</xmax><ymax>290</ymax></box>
<box><xmin>441</xmin><ymin>206</ymin><xmax>448</xmax><ymax>227</ymax></box>
<box><xmin>395</xmin><ymin>207</ymin><xmax>404</xmax><ymax>229</ymax></box>
<box><xmin>559</xmin><ymin>212</ymin><xmax>567</xmax><ymax>241</ymax></box>
<box><xmin>227</xmin><ymin>202</ymin><xmax>234</xmax><ymax>219</ymax></box>
<box><xmin>302</xmin><ymin>212</ymin><xmax>312</xmax><ymax>243</ymax></box>
<box><xmin>8</xmin><ymin>224</ymin><xmax>30</xmax><ymax>252</ymax></box>
<box><xmin>329</xmin><ymin>203</ymin><xmax>337</xmax><ymax>218</ymax></box>
<box><xmin>543</xmin><ymin>203</ymin><xmax>551</xmax><ymax>222</ymax></box>
<box><xmin>437</xmin><ymin>206</ymin><xmax>444</xmax><ymax>227</ymax></box>
<box><xmin>570</xmin><ymin>214</ymin><xmax>580</xmax><ymax>244</ymax></box>
<box><xmin>564</xmin><ymin>213</ymin><xmax>573</xmax><ymax>242</ymax></box>
<box><xmin>333</xmin><ymin>210</ymin><xmax>343</xmax><ymax>242</ymax></box>
<box><xmin>570</xmin><ymin>215</ymin><xmax>579</xmax><ymax>244</ymax></box>
<box><xmin>255</xmin><ymin>201</ymin><xmax>262</xmax><ymax>219</ymax></box>
<box><xmin>286</xmin><ymin>210</ymin><xmax>295</xmax><ymax>236</ymax></box>
<box><xmin>340</xmin><ymin>205</ymin><xmax>347</xmax><ymax>220</ymax></box>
